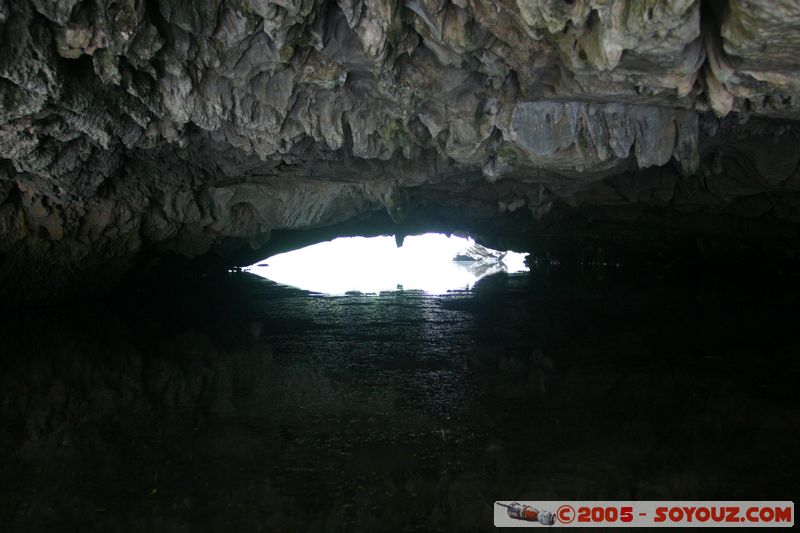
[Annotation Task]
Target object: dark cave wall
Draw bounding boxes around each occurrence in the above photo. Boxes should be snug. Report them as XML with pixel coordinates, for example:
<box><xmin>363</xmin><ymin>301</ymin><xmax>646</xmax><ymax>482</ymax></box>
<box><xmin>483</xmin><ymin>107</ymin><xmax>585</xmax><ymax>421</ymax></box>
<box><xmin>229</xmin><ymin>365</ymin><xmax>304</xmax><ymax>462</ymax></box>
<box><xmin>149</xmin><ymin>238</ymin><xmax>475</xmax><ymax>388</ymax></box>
<box><xmin>3</xmin><ymin>0</ymin><xmax>800</xmax><ymax>305</ymax></box>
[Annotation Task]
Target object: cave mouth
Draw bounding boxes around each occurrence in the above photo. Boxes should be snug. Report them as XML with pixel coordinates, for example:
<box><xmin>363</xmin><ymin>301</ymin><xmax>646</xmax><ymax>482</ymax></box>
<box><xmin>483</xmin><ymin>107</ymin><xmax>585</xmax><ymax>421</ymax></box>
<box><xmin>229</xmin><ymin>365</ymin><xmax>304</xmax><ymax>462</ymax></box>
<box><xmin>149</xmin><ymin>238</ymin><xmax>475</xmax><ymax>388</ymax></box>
<box><xmin>245</xmin><ymin>233</ymin><xmax>528</xmax><ymax>294</ymax></box>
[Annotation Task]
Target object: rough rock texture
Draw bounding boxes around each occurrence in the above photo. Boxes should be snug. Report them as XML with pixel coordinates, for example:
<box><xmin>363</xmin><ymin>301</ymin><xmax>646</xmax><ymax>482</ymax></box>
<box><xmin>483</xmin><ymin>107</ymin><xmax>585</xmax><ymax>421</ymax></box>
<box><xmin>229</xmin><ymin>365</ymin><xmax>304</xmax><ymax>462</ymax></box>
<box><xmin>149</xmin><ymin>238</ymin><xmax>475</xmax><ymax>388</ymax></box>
<box><xmin>2</xmin><ymin>0</ymin><xmax>800</xmax><ymax>305</ymax></box>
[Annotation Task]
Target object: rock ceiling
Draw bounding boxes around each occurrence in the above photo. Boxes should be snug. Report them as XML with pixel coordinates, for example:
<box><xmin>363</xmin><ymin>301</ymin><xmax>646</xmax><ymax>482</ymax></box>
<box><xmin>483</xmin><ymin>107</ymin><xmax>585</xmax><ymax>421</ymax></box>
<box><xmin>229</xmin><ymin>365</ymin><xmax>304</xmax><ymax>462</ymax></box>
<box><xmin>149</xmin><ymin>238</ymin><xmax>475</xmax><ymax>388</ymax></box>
<box><xmin>2</xmin><ymin>0</ymin><xmax>800</xmax><ymax>305</ymax></box>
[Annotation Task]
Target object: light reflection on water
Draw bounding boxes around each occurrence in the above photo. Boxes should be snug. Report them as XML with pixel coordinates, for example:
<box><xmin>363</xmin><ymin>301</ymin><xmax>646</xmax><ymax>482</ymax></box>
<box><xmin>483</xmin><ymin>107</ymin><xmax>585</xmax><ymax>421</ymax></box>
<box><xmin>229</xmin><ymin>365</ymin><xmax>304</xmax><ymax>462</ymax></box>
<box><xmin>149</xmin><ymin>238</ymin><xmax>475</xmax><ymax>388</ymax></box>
<box><xmin>245</xmin><ymin>234</ymin><xmax>528</xmax><ymax>294</ymax></box>
<box><xmin>1</xmin><ymin>271</ymin><xmax>798</xmax><ymax>529</ymax></box>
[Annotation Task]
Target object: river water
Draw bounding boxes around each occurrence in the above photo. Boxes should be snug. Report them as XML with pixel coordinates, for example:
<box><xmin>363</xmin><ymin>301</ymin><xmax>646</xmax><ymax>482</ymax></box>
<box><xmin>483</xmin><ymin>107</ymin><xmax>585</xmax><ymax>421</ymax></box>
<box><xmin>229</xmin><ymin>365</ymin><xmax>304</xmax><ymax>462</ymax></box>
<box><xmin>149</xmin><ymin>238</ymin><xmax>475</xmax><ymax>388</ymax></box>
<box><xmin>1</xmin><ymin>269</ymin><xmax>798</xmax><ymax>530</ymax></box>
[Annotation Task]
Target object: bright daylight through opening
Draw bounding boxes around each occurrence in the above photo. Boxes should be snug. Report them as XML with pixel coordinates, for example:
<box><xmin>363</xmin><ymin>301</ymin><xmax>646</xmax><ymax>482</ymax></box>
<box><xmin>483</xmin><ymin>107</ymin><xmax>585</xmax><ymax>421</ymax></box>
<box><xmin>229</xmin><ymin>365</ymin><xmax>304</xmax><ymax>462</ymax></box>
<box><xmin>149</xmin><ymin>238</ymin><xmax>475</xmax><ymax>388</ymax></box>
<box><xmin>246</xmin><ymin>233</ymin><xmax>528</xmax><ymax>294</ymax></box>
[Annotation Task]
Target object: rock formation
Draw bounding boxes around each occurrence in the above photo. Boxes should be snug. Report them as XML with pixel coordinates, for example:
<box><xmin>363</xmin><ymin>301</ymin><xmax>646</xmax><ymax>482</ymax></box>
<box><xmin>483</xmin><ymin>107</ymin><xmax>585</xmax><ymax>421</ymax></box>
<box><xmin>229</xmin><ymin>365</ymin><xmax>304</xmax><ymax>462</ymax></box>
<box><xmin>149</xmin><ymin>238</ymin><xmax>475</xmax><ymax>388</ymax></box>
<box><xmin>2</xmin><ymin>0</ymin><xmax>800</xmax><ymax>305</ymax></box>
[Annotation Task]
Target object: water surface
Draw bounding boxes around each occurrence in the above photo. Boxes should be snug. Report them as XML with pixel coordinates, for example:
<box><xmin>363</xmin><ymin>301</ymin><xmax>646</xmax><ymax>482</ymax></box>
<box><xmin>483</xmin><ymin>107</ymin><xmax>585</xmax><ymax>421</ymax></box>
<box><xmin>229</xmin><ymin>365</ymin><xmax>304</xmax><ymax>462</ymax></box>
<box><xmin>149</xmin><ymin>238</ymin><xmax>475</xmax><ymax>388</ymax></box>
<box><xmin>1</xmin><ymin>270</ymin><xmax>798</xmax><ymax>530</ymax></box>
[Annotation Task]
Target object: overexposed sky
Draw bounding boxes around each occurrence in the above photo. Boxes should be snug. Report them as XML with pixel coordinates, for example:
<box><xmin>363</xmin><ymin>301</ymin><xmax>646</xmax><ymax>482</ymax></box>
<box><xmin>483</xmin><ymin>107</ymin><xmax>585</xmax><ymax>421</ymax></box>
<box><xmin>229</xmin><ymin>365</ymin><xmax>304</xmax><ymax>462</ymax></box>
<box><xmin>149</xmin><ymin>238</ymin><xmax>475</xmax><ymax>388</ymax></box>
<box><xmin>246</xmin><ymin>234</ymin><xmax>528</xmax><ymax>294</ymax></box>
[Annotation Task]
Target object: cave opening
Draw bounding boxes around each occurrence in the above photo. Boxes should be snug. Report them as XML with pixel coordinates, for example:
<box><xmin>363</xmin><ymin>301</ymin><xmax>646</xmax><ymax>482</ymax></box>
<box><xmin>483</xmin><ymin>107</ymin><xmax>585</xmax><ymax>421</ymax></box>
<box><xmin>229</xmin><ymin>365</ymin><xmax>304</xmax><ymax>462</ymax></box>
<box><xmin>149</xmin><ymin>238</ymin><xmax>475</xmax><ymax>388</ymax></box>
<box><xmin>245</xmin><ymin>233</ymin><xmax>528</xmax><ymax>294</ymax></box>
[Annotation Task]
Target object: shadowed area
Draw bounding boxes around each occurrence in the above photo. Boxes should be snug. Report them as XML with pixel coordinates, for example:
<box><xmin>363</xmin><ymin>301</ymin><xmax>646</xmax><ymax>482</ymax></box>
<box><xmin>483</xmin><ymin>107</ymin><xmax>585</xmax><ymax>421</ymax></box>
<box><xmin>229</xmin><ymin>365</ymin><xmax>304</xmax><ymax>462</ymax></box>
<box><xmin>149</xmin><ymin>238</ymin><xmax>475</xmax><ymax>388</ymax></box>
<box><xmin>1</xmin><ymin>269</ymin><xmax>798</xmax><ymax>529</ymax></box>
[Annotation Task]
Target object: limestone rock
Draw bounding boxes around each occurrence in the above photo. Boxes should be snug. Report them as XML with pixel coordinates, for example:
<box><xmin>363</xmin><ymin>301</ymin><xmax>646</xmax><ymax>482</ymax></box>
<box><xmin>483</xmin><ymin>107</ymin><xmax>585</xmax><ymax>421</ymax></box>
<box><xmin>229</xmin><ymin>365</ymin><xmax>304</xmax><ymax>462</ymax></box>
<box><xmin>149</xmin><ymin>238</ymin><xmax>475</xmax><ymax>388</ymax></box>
<box><xmin>1</xmin><ymin>0</ymin><xmax>800</xmax><ymax>305</ymax></box>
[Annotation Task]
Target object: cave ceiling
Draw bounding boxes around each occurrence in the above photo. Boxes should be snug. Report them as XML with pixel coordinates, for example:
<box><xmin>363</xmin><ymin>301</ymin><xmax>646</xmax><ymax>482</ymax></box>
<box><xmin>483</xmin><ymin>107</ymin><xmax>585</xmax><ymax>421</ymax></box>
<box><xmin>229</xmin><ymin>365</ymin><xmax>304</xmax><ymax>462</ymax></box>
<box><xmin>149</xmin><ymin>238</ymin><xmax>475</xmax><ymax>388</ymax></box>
<box><xmin>2</xmin><ymin>0</ymin><xmax>800</xmax><ymax>304</ymax></box>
